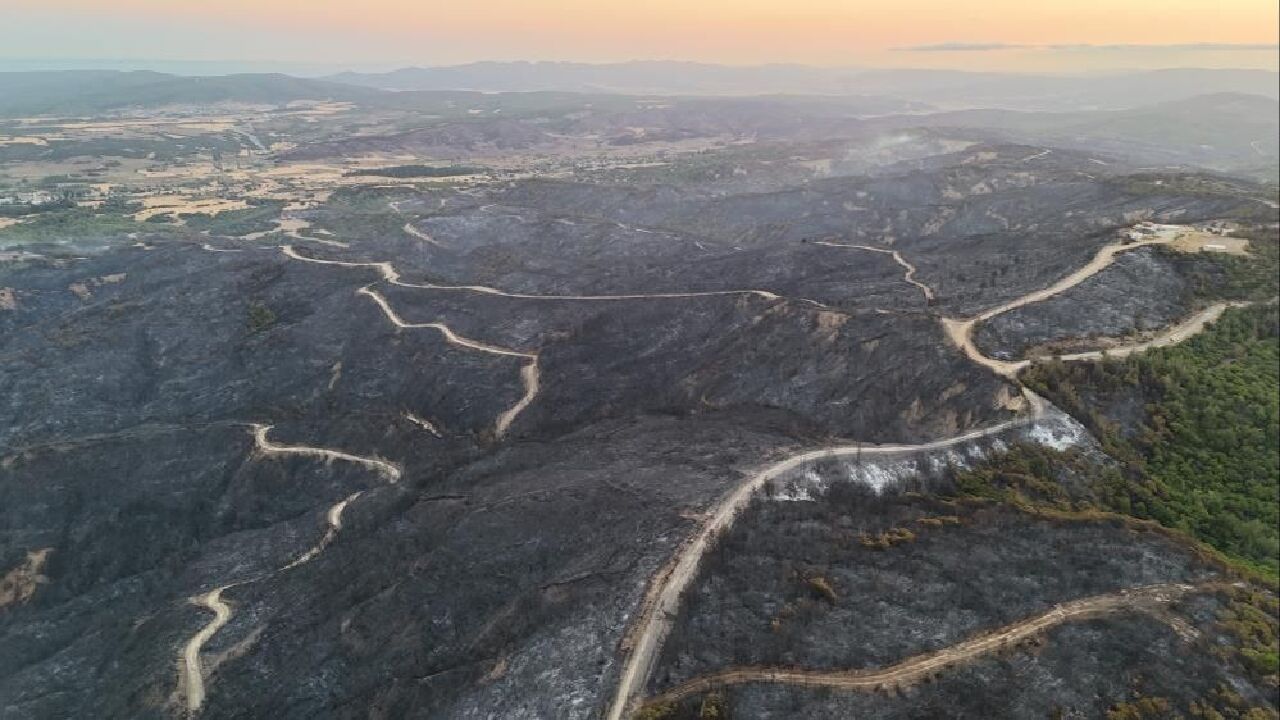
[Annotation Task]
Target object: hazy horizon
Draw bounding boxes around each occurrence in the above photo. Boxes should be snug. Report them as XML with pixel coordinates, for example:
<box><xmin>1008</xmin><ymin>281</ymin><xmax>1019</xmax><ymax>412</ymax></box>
<box><xmin>6</xmin><ymin>0</ymin><xmax>1278</xmax><ymax>74</ymax></box>
<box><xmin>1</xmin><ymin>57</ymin><xmax>1278</xmax><ymax>81</ymax></box>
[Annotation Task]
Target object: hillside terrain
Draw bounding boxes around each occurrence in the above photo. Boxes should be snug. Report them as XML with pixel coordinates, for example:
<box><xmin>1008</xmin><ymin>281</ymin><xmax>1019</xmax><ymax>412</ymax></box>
<box><xmin>0</xmin><ymin>77</ymin><xmax>1276</xmax><ymax>720</ymax></box>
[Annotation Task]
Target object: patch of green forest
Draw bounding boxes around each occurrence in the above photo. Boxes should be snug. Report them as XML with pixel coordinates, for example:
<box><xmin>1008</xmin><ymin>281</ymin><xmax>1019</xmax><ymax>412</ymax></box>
<box><xmin>1022</xmin><ymin>303</ymin><xmax>1280</xmax><ymax>579</ymax></box>
<box><xmin>344</xmin><ymin>164</ymin><xmax>483</xmax><ymax>178</ymax></box>
<box><xmin>0</xmin><ymin>206</ymin><xmax>143</xmax><ymax>245</ymax></box>
<box><xmin>306</xmin><ymin>185</ymin><xmax>424</xmax><ymax>243</ymax></box>
<box><xmin>1181</xmin><ymin>225</ymin><xmax>1280</xmax><ymax>302</ymax></box>
<box><xmin>180</xmin><ymin>200</ymin><xmax>284</xmax><ymax>236</ymax></box>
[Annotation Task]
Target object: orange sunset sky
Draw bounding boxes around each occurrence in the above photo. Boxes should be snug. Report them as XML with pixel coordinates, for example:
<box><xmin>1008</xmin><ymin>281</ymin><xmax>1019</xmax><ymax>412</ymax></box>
<box><xmin>5</xmin><ymin>0</ymin><xmax>1278</xmax><ymax>72</ymax></box>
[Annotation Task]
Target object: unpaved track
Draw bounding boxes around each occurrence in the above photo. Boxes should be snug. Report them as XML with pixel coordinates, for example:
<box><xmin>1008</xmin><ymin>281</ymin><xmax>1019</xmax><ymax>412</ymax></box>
<box><xmin>640</xmin><ymin>582</ymin><xmax>1213</xmax><ymax>708</ymax></box>
<box><xmin>943</xmin><ymin>226</ymin><xmax>1208</xmax><ymax>377</ymax></box>
<box><xmin>286</xmin><ymin>242</ymin><xmax>779</xmax><ymax>438</ymax></box>
<box><xmin>494</xmin><ymin>361</ymin><xmax>541</xmax><ymax>438</ymax></box>
<box><xmin>1051</xmin><ymin>302</ymin><xmax>1250</xmax><ymax>362</ymax></box>
<box><xmin>284</xmin><ymin>245</ymin><xmax>544</xmax><ymax>437</ymax></box>
<box><xmin>605</xmin><ymin>391</ymin><xmax>1049</xmax><ymax>720</ymax></box>
<box><xmin>945</xmin><ymin>302</ymin><xmax>1248</xmax><ymax>377</ymax></box>
<box><xmin>357</xmin><ymin>287</ymin><xmax>539</xmax><ymax>438</ymax></box>
<box><xmin>282</xmin><ymin>490</ymin><xmax>364</xmax><ymax>571</ymax></box>
<box><xmin>182</xmin><ymin>587</ymin><xmax>232</xmax><ymax>714</ymax></box>
<box><xmin>972</xmin><ymin>232</ymin><xmax>1179</xmax><ymax>323</ymax></box>
<box><xmin>610</xmin><ymin>226</ymin><xmax>1248</xmax><ymax>719</ymax></box>
<box><xmin>181</xmin><ymin>428</ymin><xmax>400</xmax><ymax>713</ymax></box>
<box><xmin>277</xmin><ymin>242</ymin><xmax>819</xmax><ymax>437</ymax></box>
<box><xmin>241</xmin><ymin>214</ymin><xmax>350</xmax><ymax>248</ymax></box>
<box><xmin>814</xmin><ymin>241</ymin><xmax>935</xmax><ymax>301</ymax></box>
<box><xmin>283</xmin><ymin>244</ymin><xmax>780</xmax><ymax>302</ymax></box>
<box><xmin>252</xmin><ymin>423</ymin><xmax>401</xmax><ymax>481</ymax></box>
<box><xmin>356</xmin><ymin>287</ymin><xmax>536</xmax><ymax>359</ymax></box>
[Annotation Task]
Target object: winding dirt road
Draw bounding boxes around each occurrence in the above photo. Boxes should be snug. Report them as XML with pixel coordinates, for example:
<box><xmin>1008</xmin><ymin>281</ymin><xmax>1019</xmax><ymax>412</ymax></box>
<box><xmin>494</xmin><ymin>361</ymin><xmax>542</xmax><ymax>439</ymax></box>
<box><xmin>814</xmin><ymin>241</ymin><xmax>935</xmax><ymax>302</ymax></box>
<box><xmin>945</xmin><ymin>302</ymin><xmax>1248</xmax><ymax>377</ymax></box>
<box><xmin>283</xmin><ymin>243</ymin><xmax>780</xmax><ymax>302</ymax></box>
<box><xmin>281</xmin><ymin>490</ymin><xmax>365</xmax><ymax>571</ymax></box>
<box><xmin>355</xmin><ymin>287</ymin><xmax>536</xmax><ymax>359</ymax></box>
<box><xmin>277</xmin><ymin>219</ymin><xmax>1245</xmax><ymax>719</ymax></box>
<box><xmin>1052</xmin><ymin>301</ymin><xmax>1250</xmax><ymax>363</ymax></box>
<box><xmin>252</xmin><ymin>423</ymin><xmax>401</xmax><ymax>482</ymax></box>
<box><xmin>181</xmin><ymin>427</ymin><xmax>400</xmax><ymax>714</ymax></box>
<box><xmin>609</xmin><ymin>223</ymin><xmax>1253</xmax><ymax>719</ymax></box>
<box><xmin>942</xmin><ymin>224</ymin><xmax>1215</xmax><ymax>377</ymax></box>
<box><xmin>355</xmin><ymin>287</ymin><xmax>540</xmax><ymax>437</ymax></box>
<box><xmin>281</xmin><ymin>244</ymin><xmax>789</xmax><ymax>438</ymax></box>
<box><xmin>639</xmin><ymin>582</ymin><xmax>1212</xmax><ymax>709</ymax></box>
<box><xmin>182</xmin><ymin>588</ymin><xmax>232</xmax><ymax>714</ymax></box>
<box><xmin>605</xmin><ymin>390</ymin><xmax>1049</xmax><ymax>720</ymax></box>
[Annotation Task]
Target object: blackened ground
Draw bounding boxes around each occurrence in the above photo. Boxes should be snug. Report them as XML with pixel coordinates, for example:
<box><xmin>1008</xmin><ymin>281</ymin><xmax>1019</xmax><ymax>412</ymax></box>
<box><xmin>974</xmin><ymin>247</ymin><xmax>1225</xmax><ymax>358</ymax></box>
<box><xmin>652</xmin><ymin>490</ymin><xmax>1221</xmax><ymax>692</ymax></box>
<box><xmin>722</xmin><ymin>603</ymin><xmax>1273</xmax><ymax>720</ymax></box>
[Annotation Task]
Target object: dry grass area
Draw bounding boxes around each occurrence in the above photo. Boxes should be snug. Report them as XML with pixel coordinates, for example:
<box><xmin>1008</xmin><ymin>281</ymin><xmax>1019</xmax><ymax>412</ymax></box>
<box><xmin>284</xmin><ymin>100</ymin><xmax>355</xmax><ymax>116</ymax></box>
<box><xmin>42</xmin><ymin>118</ymin><xmax>237</xmax><ymax>134</ymax></box>
<box><xmin>2</xmin><ymin>156</ymin><xmax>156</xmax><ymax>184</ymax></box>
<box><xmin>1168</xmin><ymin>229</ymin><xmax>1251</xmax><ymax>256</ymax></box>
<box><xmin>133</xmin><ymin>196</ymin><xmax>249</xmax><ymax>222</ymax></box>
<box><xmin>0</xmin><ymin>105</ymin><xmax>764</xmax><ymax>241</ymax></box>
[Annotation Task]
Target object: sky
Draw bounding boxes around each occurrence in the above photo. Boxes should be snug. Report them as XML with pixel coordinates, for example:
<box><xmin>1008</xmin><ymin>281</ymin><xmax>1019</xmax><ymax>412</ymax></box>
<box><xmin>3</xmin><ymin>0</ymin><xmax>1278</xmax><ymax>74</ymax></box>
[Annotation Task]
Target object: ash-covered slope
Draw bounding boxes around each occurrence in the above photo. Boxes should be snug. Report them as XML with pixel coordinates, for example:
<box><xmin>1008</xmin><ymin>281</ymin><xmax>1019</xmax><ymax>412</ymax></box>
<box><xmin>0</xmin><ymin>198</ymin><xmax>1008</xmax><ymax>718</ymax></box>
<box><xmin>1</xmin><ymin>133</ymin><xmax>1275</xmax><ymax>720</ymax></box>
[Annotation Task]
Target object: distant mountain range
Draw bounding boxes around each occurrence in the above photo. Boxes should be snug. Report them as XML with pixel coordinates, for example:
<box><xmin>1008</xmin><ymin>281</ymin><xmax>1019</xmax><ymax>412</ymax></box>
<box><xmin>2</xmin><ymin>64</ymin><xmax>1277</xmax><ymax>118</ymax></box>
<box><xmin>325</xmin><ymin>62</ymin><xmax>1279</xmax><ymax>110</ymax></box>
<box><xmin>0</xmin><ymin>71</ymin><xmax>384</xmax><ymax>117</ymax></box>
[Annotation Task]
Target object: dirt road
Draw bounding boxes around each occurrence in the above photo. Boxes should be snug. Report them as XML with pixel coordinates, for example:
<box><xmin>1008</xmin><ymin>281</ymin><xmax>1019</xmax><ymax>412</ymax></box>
<box><xmin>355</xmin><ymin>286</ymin><xmax>536</xmax><ymax>359</ymax></box>
<box><xmin>252</xmin><ymin>423</ymin><xmax>401</xmax><ymax>481</ymax></box>
<box><xmin>181</xmin><ymin>427</ymin><xmax>401</xmax><ymax>713</ymax></box>
<box><xmin>942</xmin><ymin>225</ymin><xmax>1199</xmax><ymax>377</ymax></box>
<box><xmin>1053</xmin><ymin>302</ymin><xmax>1249</xmax><ymax>362</ymax></box>
<box><xmin>972</xmin><ymin>232</ymin><xmax>1181</xmax><ymax>325</ymax></box>
<box><xmin>283</xmin><ymin>246</ymin><xmax>543</xmax><ymax>437</ymax></box>
<box><xmin>494</xmin><ymin>361</ymin><xmax>541</xmax><ymax>438</ymax></box>
<box><xmin>283</xmin><ymin>243</ymin><xmax>780</xmax><ymax>302</ymax></box>
<box><xmin>282</xmin><ymin>490</ymin><xmax>365</xmax><ymax>571</ymax></box>
<box><xmin>639</xmin><ymin>583</ymin><xmax>1210</xmax><ymax>709</ymax></box>
<box><xmin>356</xmin><ymin>287</ymin><xmax>540</xmax><ymax>438</ymax></box>
<box><xmin>610</xmin><ymin>225</ymin><xmax>1242</xmax><ymax>719</ymax></box>
<box><xmin>182</xmin><ymin>587</ymin><xmax>232</xmax><ymax>714</ymax></box>
<box><xmin>814</xmin><ymin>241</ymin><xmax>935</xmax><ymax>302</ymax></box>
<box><xmin>604</xmin><ymin>390</ymin><xmax>1049</xmax><ymax>720</ymax></box>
